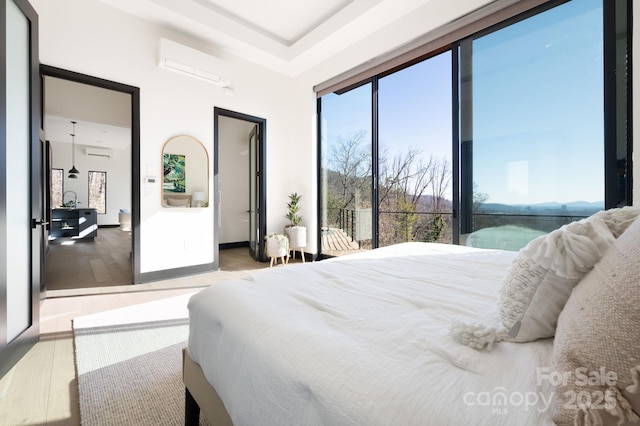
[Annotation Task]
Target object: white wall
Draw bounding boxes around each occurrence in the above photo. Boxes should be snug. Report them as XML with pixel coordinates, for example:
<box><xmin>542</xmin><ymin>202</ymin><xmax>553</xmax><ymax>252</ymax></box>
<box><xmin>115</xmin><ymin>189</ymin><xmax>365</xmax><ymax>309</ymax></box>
<box><xmin>32</xmin><ymin>0</ymin><xmax>299</xmax><ymax>274</ymax></box>
<box><xmin>219</xmin><ymin>116</ymin><xmax>253</xmax><ymax>244</ymax></box>
<box><xmin>50</xmin><ymin>141</ymin><xmax>131</xmax><ymax>225</ymax></box>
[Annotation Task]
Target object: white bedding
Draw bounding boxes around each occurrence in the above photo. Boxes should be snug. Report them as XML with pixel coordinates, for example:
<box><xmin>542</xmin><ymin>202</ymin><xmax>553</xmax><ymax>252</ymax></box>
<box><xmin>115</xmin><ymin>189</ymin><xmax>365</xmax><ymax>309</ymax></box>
<box><xmin>188</xmin><ymin>242</ymin><xmax>555</xmax><ymax>425</ymax></box>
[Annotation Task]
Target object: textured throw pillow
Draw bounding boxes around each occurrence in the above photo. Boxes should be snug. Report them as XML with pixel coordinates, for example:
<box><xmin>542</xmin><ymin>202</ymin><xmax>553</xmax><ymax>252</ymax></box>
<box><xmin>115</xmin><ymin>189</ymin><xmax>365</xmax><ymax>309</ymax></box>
<box><xmin>451</xmin><ymin>206</ymin><xmax>640</xmax><ymax>350</ymax></box>
<box><xmin>499</xmin><ymin>205</ymin><xmax>640</xmax><ymax>342</ymax></box>
<box><xmin>552</xmin><ymin>216</ymin><xmax>640</xmax><ymax>426</ymax></box>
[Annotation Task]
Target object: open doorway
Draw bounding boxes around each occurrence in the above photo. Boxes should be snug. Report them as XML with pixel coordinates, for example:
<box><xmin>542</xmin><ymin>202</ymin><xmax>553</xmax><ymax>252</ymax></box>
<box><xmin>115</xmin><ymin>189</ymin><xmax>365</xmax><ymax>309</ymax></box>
<box><xmin>214</xmin><ymin>108</ymin><xmax>266</xmax><ymax>265</ymax></box>
<box><xmin>41</xmin><ymin>66</ymin><xmax>140</xmax><ymax>291</ymax></box>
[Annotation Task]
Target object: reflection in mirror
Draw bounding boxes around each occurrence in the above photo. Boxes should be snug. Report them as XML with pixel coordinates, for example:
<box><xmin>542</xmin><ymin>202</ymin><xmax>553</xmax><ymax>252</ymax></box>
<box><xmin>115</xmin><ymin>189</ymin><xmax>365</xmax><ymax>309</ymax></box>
<box><xmin>162</xmin><ymin>135</ymin><xmax>209</xmax><ymax>208</ymax></box>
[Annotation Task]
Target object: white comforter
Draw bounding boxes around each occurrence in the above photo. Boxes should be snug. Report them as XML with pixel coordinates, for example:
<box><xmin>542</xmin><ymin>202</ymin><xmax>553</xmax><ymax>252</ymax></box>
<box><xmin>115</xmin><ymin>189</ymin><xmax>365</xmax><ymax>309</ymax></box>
<box><xmin>188</xmin><ymin>243</ymin><xmax>555</xmax><ymax>425</ymax></box>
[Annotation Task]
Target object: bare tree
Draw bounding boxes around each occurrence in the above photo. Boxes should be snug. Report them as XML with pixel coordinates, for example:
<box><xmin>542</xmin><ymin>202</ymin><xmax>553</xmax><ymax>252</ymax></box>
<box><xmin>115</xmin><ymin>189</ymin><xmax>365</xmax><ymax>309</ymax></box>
<box><xmin>429</xmin><ymin>157</ymin><xmax>451</xmax><ymax>213</ymax></box>
<box><xmin>378</xmin><ymin>147</ymin><xmax>453</xmax><ymax>245</ymax></box>
<box><xmin>324</xmin><ymin>132</ymin><xmax>454</xmax><ymax>247</ymax></box>
<box><xmin>328</xmin><ymin>130</ymin><xmax>371</xmax><ymax>210</ymax></box>
<box><xmin>379</xmin><ymin>147</ymin><xmax>434</xmax><ymax>208</ymax></box>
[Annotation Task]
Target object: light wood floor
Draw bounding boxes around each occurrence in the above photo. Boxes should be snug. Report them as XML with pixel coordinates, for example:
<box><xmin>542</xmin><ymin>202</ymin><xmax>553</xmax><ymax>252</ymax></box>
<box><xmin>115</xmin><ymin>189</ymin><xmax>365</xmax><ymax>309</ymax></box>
<box><xmin>0</xmin><ymin>246</ymin><xmax>301</xmax><ymax>425</ymax></box>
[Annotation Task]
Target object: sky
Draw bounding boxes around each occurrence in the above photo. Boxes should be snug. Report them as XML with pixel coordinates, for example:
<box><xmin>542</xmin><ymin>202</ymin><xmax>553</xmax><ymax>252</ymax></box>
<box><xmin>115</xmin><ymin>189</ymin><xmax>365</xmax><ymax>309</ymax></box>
<box><xmin>321</xmin><ymin>0</ymin><xmax>605</xmax><ymax>207</ymax></box>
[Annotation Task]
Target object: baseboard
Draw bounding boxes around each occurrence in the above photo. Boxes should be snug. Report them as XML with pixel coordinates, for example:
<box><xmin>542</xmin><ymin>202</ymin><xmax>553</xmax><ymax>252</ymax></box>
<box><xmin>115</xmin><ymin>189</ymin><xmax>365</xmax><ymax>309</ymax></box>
<box><xmin>138</xmin><ymin>262</ymin><xmax>217</xmax><ymax>283</ymax></box>
<box><xmin>220</xmin><ymin>241</ymin><xmax>249</xmax><ymax>250</ymax></box>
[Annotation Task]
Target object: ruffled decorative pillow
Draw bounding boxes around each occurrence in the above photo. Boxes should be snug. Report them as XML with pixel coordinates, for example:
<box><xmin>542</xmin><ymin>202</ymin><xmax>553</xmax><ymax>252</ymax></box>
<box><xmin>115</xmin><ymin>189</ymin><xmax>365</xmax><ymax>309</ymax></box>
<box><xmin>552</xmin><ymin>215</ymin><xmax>640</xmax><ymax>425</ymax></box>
<box><xmin>451</xmin><ymin>206</ymin><xmax>640</xmax><ymax>349</ymax></box>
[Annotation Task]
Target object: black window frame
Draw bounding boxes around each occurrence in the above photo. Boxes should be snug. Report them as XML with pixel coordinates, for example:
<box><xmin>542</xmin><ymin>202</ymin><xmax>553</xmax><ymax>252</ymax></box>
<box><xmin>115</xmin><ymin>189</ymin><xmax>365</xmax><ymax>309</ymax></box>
<box><xmin>317</xmin><ymin>0</ymin><xmax>632</xmax><ymax>257</ymax></box>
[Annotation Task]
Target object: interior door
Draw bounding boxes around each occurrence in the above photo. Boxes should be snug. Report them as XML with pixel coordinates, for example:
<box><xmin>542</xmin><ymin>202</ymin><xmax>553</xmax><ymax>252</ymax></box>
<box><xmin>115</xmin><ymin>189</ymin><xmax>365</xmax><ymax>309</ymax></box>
<box><xmin>248</xmin><ymin>125</ymin><xmax>260</xmax><ymax>260</ymax></box>
<box><xmin>0</xmin><ymin>0</ymin><xmax>42</xmax><ymax>379</ymax></box>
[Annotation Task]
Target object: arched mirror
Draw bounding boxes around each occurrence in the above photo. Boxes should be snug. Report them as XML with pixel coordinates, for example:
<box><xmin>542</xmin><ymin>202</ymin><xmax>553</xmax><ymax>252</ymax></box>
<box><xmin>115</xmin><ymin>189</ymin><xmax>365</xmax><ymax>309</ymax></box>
<box><xmin>162</xmin><ymin>135</ymin><xmax>209</xmax><ymax>208</ymax></box>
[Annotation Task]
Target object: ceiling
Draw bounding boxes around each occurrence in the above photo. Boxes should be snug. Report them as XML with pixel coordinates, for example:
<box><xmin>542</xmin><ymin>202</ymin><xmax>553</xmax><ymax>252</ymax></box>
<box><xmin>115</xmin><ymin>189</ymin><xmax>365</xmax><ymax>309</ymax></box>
<box><xmin>96</xmin><ymin>0</ymin><xmax>440</xmax><ymax>77</ymax></box>
<box><xmin>45</xmin><ymin>0</ymin><xmax>480</xmax><ymax>148</ymax></box>
<box><xmin>43</xmin><ymin>76</ymin><xmax>132</xmax><ymax>150</ymax></box>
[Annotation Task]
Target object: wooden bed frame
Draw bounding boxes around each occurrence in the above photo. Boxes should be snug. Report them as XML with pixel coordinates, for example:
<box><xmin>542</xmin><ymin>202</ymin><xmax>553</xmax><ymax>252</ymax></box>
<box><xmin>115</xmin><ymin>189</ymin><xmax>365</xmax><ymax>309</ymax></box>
<box><xmin>182</xmin><ymin>348</ymin><xmax>233</xmax><ymax>426</ymax></box>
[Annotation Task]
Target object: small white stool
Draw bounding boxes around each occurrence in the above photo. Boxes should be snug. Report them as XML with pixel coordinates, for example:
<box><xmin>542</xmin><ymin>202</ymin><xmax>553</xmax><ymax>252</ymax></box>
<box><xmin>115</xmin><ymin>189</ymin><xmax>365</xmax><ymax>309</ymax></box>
<box><xmin>270</xmin><ymin>254</ymin><xmax>288</xmax><ymax>267</ymax></box>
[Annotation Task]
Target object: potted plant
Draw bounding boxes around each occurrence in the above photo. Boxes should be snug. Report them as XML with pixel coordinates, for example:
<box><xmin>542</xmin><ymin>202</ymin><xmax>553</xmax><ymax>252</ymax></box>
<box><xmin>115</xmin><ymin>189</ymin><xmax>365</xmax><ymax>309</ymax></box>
<box><xmin>284</xmin><ymin>193</ymin><xmax>306</xmax><ymax>261</ymax></box>
<box><xmin>265</xmin><ymin>233</ymin><xmax>289</xmax><ymax>267</ymax></box>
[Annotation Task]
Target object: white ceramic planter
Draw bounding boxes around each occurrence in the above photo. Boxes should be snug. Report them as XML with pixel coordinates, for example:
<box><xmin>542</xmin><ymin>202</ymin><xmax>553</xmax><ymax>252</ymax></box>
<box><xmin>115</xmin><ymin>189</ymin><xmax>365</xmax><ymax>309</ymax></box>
<box><xmin>285</xmin><ymin>226</ymin><xmax>307</xmax><ymax>248</ymax></box>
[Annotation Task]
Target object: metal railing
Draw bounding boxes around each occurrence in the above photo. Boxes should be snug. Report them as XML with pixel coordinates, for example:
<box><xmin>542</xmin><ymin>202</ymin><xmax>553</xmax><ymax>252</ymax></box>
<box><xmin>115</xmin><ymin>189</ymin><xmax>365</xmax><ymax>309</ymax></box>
<box><xmin>326</xmin><ymin>207</ymin><xmax>590</xmax><ymax>249</ymax></box>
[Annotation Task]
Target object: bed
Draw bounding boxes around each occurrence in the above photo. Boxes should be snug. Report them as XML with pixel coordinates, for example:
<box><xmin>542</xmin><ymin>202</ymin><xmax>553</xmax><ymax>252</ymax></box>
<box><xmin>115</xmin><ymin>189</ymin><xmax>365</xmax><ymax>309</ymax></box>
<box><xmin>185</xmin><ymin>243</ymin><xmax>555</xmax><ymax>425</ymax></box>
<box><xmin>184</xmin><ymin>208</ymin><xmax>640</xmax><ymax>426</ymax></box>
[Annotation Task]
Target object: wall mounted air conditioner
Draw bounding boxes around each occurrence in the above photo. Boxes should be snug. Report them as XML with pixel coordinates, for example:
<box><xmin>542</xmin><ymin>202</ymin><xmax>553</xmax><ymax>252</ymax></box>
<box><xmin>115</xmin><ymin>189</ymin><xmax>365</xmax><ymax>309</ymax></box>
<box><xmin>158</xmin><ymin>37</ymin><xmax>231</xmax><ymax>87</ymax></box>
<box><xmin>86</xmin><ymin>147</ymin><xmax>113</xmax><ymax>159</ymax></box>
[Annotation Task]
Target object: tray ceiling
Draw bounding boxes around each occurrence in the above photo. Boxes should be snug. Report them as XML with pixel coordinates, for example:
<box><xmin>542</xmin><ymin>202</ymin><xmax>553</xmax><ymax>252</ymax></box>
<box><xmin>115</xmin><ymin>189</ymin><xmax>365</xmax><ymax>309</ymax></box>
<box><xmin>96</xmin><ymin>0</ymin><xmax>440</xmax><ymax>76</ymax></box>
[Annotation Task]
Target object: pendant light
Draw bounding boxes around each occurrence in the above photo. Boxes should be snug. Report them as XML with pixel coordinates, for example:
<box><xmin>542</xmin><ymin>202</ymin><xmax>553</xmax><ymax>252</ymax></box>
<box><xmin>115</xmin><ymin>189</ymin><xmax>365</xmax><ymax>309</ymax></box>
<box><xmin>68</xmin><ymin>120</ymin><xmax>79</xmax><ymax>178</ymax></box>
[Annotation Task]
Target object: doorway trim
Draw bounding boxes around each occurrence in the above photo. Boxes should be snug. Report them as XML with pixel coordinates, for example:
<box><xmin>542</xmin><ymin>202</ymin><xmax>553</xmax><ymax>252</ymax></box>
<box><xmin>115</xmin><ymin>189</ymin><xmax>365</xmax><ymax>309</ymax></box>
<box><xmin>214</xmin><ymin>107</ymin><xmax>267</xmax><ymax>265</ymax></box>
<box><xmin>0</xmin><ymin>0</ymin><xmax>41</xmax><ymax>380</ymax></box>
<box><xmin>40</xmin><ymin>65</ymin><xmax>142</xmax><ymax>284</ymax></box>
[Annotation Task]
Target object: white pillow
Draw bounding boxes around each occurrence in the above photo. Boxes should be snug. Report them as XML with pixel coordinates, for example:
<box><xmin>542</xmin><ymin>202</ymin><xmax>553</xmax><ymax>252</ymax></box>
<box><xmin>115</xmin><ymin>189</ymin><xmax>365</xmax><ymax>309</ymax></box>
<box><xmin>451</xmin><ymin>206</ymin><xmax>640</xmax><ymax>349</ymax></box>
<box><xmin>500</xmin><ymin>206</ymin><xmax>639</xmax><ymax>342</ymax></box>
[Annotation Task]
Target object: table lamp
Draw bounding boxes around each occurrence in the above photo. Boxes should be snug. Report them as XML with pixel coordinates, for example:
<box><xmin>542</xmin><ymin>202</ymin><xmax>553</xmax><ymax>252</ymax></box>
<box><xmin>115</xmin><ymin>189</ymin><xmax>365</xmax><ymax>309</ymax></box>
<box><xmin>192</xmin><ymin>191</ymin><xmax>206</xmax><ymax>207</ymax></box>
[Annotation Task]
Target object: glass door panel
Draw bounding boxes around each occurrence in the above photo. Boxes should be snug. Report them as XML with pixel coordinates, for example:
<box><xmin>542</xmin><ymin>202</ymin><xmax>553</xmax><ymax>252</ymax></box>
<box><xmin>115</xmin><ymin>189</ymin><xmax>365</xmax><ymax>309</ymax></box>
<box><xmin>320</xmin><ymin>83</ymin><xmax>372</xmax><ymax>256</ymax></box>
<box><xmin>460</xmin><ymin>0</ymin><xmax>604</xmax><ymax>251</ymax></box>
<box><xmin>378</xmin><ymin>52</ymin><xmax>453</xmax><ymax>247</ymax></box>
<box><xmin>1</xmin><ymin>0</ymin><xmax>41</xmax><ymax>379</ymax></box>
<box><xmin>6</xmin><ymin>0</ymin><xmax>32</xmax><ymax>342</ymax></box>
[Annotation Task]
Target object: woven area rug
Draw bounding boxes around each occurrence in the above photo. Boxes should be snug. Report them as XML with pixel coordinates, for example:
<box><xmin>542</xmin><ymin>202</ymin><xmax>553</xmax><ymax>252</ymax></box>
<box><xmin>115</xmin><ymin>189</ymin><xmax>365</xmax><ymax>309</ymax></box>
<box><xmin>73</xmin><ymin>293</ymin><xmax>210</xmax><ymax>425</ymax></box>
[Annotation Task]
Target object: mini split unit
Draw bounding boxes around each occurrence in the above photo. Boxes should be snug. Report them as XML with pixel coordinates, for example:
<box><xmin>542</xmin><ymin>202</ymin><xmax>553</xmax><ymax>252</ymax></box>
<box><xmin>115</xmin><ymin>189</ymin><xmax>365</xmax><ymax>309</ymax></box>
<box><xmin>157</xmin><ymin>37</ymin><xmax>231</xmax><ymax>88</ymax></box>
<box><xmin>85</xmin><ymin>147</ymin><xmax>113</xmax><ymax>159</ymax></box>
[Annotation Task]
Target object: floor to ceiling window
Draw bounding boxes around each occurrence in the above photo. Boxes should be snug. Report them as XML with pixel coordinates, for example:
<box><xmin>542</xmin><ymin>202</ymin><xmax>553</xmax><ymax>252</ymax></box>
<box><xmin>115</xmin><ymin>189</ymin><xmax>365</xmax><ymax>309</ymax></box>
<box><xmin>319</xmin><ymin>82</ymin><xmax>372</xmax><ymax>256</ymax></box>
<box><xmin>317</xmin><ymin>0</ymin><xmax>630</xmax><ymax>257</ymax></box>
<box><xmin>378</xmin><ymin>52</ymin><xmax>453</xmax><ymax>247</ymax></box>
<box><xmin>459</xmin><ymin>0</ymin><xmax>607</xmax><ymax>251</ymax></box>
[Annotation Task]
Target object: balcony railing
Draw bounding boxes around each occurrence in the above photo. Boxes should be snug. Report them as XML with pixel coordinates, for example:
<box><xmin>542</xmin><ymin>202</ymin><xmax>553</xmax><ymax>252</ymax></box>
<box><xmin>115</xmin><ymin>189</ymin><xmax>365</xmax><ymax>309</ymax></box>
<box><xmin>325</xmin><ymin>208</ymin><xmax>589</xmax><ymax>252</ymax></box>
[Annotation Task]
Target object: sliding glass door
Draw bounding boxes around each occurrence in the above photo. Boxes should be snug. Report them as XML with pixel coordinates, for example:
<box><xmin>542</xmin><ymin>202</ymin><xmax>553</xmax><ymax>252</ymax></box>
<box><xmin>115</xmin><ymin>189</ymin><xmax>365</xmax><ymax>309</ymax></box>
<box><xmin>319</xmin><ymin>83</ymin><xmax>372</xmax><ymax>256</ymax></box>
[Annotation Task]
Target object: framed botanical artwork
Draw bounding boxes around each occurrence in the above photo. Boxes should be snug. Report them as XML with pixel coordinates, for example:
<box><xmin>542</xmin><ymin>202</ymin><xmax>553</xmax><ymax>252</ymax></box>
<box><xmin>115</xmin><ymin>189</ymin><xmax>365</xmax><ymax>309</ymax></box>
<box><xmin>163</xmin><ymin>153</ymin><xmax>186</xmax><ymax>193</ymax></box>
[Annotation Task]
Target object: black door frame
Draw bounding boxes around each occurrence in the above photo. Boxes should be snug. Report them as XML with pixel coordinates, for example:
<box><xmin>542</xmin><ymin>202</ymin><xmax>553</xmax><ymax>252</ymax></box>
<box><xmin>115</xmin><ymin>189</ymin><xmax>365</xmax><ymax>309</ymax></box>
<box><xmin>247</xmin><ymin>125</ymin><xmax>259</xmax><ymax>260</ymax></box>
<box><xmin>39</xmin><ymin>65</ymin><xmax>142</xmax><ymax>284</ymax></box>
<box><xmin>0</xmin><ymin>0</ymin><xmax>41</xmax><ymax>379</ymax></box>
<box><xmin>214</xmin><ymin>107</ymin><xmax>267</xmax><ymax>264</ymax></box>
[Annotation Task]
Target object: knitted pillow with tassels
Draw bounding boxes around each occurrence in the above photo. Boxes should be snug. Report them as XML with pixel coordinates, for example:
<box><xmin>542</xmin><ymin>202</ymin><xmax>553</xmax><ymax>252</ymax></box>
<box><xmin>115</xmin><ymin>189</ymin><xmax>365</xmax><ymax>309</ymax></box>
<box><xmin>451</xmin><ymin>206</ymin><xmax>640</xmax><ymax>350</ymax></box>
